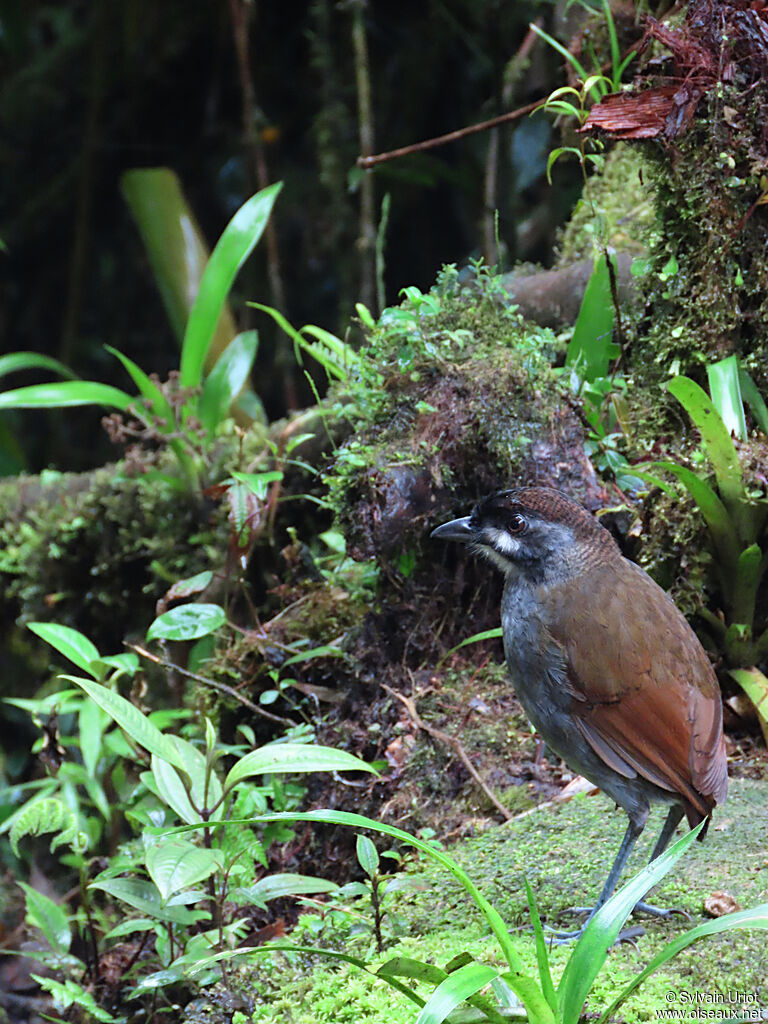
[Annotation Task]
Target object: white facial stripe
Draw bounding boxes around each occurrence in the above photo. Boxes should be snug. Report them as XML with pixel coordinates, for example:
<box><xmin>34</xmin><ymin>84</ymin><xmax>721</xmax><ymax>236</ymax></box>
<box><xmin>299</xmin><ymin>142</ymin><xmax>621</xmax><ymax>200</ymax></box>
<box><xmin>486</xmin><ymin>526</ymin><xmax>521</xmax><ymax>556</ymax></box>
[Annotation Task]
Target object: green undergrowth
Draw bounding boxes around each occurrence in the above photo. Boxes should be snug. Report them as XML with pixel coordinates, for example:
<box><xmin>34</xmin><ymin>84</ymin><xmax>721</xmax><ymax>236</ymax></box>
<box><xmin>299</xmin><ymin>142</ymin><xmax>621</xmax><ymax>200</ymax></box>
<box><xmin>230</xmin><ymin>778</ymin><xmax>767</xmax><ymax>1024</ymax></box>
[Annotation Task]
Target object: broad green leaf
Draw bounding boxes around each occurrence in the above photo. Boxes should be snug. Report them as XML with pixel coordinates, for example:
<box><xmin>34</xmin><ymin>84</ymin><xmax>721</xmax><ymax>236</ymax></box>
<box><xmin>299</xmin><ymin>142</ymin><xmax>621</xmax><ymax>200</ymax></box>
<box><xmin>163</xmin><ymin>570</ymin><xmax>214</xmax><ymax>601</ymax></box>
<box><xmin>199</xmin><ymin>330</ymin><xmax>259</xmax><ymax>437</ymax></box>
<box><xmin>121</xmin><ymin>167</ymin><xmax>237</xmax><ymax>357</ymax></box>
<box><xmin>27</xmin><ymin>622</ymin><xmax>101</xmax><ymax>678</ymax></box>
<box><xmin>728</xmin><ymin>667</ymin><xmax>768</xmax><ymax>746</ymax></box>
<box><xmin>731</xmin><ymin>543</ymin><xmax>763</xmax><ymax>627</ymax></box>
<box><xmin>356</xmin><ymin>834</ymin><xmax>380</xmax><ymax>878</ymax></box>
<box><xmin>566</xmin><ymin>253</ymin><xmax>617</xmax><ymax>384</ymax></box>
<box><xmin>105</xmin><ymin>345</ymin><xmax>174</xmax><ymax>425</ymax></box>
<box><xmin>233</xmin><ymin>873</ymin><xmax>338</xmax><ymax>907</ymax></box>
<box><xmin>180</xmin><ymin>182</ymin><xmax>282</xmax><ymax>388</ymax></box>
<box><xmin>104</xmin><ymin>918</ymin><xmax>157</xmax><ymax>940</ymax></box>
<box><xmin>149</xmin><ymin>735</ymin><xmax>223</xmax><ymax>822</ymax></box>
<box><xmin>707</xmin><ymin>355</ymin><xmax>747</xmax><ymax>441</ymax></box>
<box><xmin>223</xmin><ymin>743</ymin><xmax>375</xmax><ymax>792</ymax></box>
<box><xmin>666</xmin><ymin>377</ymin><xmax>747</xmax><ymax>535</ymax></box>
<box><xmin>597</xmin><ymin>903</ymin><xmax>768</xmax><ymax>1023</ymax></box>
<box><xmin>0</xmin><ymin>381</ymin><xmax>133</xmax><ymax>410</ymax></box>
<box><xmin>379</xmin><ymin>956</ymin><xmax>445</xmax><ymax>985</ymax></box>
<box><xmin>415</xmin><ymin>961</ymin><xmax>498</xmax><ymax>1024</ymax></box>
<box><xmin>89</xmin><ymin>877</ymin><xmax>208</xmax><ymax>924</ymax></box>
<box><xmin>0</xmin><ymin>352</ymin><xmax>77</xmax><ymax>381</ymax></box>
<box><xmin>18</xmin><ymin>881</ymin><xmax>71</xmax><ymax>954</ymax></box>
<box><xmin>60</xmin><ymin>676</ymin><xmax>186</xmax><ymax>771</ymax></box>
<box><xmin>145</xmin><ymin>839</ymin><xmax>218</xmax><ymax>900</ymax></box>
<box><xmin>558</xmin><ymin>824</ymin><xmax>704</xmax><ymax>1024</ymax></box>
<box><xmin>146</xmin><ymin>603</ymin><xmax>226</xmax><ymax>642</ymax></box>
<box><xmin>739</xmin><ymin>367</ymin><xmax>768</xmax><ymax>435</ymax></box>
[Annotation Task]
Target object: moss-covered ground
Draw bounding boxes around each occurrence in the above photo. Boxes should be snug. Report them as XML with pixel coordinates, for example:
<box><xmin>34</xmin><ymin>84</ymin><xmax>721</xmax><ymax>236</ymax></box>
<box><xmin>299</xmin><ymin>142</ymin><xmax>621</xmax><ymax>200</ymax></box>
<box><xmin>221</xmin><ymin>777</ymin><xmax>767</xmax><ymax>1024</ymax></box>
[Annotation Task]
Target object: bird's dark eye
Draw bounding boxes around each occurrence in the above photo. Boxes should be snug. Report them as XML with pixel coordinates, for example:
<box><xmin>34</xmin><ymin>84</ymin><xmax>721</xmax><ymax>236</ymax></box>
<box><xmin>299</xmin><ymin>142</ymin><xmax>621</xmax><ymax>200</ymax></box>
<box><xmin>508</xmin><ymin>513</ymin><xmax>527</xmax><ymax>535</ymax></box>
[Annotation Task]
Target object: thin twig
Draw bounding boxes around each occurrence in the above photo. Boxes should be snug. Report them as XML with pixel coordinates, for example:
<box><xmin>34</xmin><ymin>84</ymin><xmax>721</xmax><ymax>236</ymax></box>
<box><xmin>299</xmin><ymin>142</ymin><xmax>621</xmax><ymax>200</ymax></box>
<box><xmin>357</xmin><ymin>98</ymin><xmax>545</xmax><ymax>169</ymax></box>
<box><xmin>383</xmin><ymin>680</ymin><xmax>512</xmax><ymax>821</ymax></box>
<box><xmin>128</xmin><ymin>643</ymin><xmax>295</xmax><ymax>726</ymax></box>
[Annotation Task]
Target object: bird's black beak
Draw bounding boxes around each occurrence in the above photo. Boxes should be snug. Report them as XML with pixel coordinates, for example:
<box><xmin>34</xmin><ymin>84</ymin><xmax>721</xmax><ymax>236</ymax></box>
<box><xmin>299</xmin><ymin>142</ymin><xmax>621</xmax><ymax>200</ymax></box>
<box><xmin>430</xmin><ymin>516</ymin><xmax>474</xmax><ymax>543</ymax></box>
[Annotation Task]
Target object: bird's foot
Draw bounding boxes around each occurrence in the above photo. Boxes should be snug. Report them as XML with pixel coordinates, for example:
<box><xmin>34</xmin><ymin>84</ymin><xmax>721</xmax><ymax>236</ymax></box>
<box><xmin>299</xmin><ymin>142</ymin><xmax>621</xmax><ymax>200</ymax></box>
<box><xmin>542</xmin><ymin>920</ymin><xmax>646</xmax><ymax>945</ymax></box>
<box><xmin>631</xmin><ymin>900</ymin><xmax>691</xmax><ymax>920</ymax></box>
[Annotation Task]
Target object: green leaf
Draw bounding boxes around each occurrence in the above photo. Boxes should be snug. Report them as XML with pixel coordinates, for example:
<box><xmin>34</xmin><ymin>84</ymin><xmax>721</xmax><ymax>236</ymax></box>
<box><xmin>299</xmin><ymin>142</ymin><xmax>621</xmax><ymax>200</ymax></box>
<box><xmin>356</xmin><ymin>834</ymin><xmax>380</xmax><ymax>878</ymax></box>
<box><xmin>121</xmin><ymin>167</ymin><xmax>238</xmax><ymax>353</ymax></box>
<box><xmin>529</xmin><ymin>23</ymin><xmax>591</xmax><ymax>84</ymax></box>
<box><xmin>79</xmin><ymin>698</ymin><xmax>108</xmax><ymax>777</ymax></box>
<box><xmin>558</xmin><ymin>824</ymin><xmax>705</xmax><ymax>1024</ymax></box>
<box><xmin>249</xmin><ymin>302</ymin><xmax>355</xmax><ymax>380</ymax></box>
<box><xmin>707</xmin><ymin>355</ymin><xmax>747</xmax><ymax>441</ymax></box>
<box><xmin>180</xmin><ymin>182</ymin><xmax>282</xmax><ymax>388</ymax></box>
<box><xmin>18</xmin><ymin>881</ymin><xmax>71</xmax><ymax>955</ymax></box>
<box><xmin>566</xmin><ymin>253</ymin><xmax>617</xmax><ymax>384</ymax></box>
<box><xmin>739</xmin><ymin>368</ymin><xmax>768</xmax><ymax>435</ymax></box>
<box><xmin>0</xmin><ymin>380</ymin><xmax>133</xmax><ymax>410</ymax></box>
<box><xmin>524</xmin><ymin>878</ymin><xmax>557</xmax><ymax>1014</ymax></box>
<box><xmin>105</xmin><ymin>345</ymin><xmax>174</xmax><ymax>425</ymax></box>
<box><xmin>8</xmin><ymin>797</ymin><xmax>86</xmax><ymax>856</ymax></box>
<box><xmin>146</xmin><ymin>603</ymin><xmax>226</xmax><ymax>642</ymax></box>
<box><xmin>728</xmin><ymin>668</ymin><xmax>768</xmax><ymax>746</ymax></box>
<box><xmin>145</xmin><ymin>839</ymin><xmax>219</xmax><ymax>900</ymax></box>
<box><xmin>234</xmin><ymin>873</ymin><xmax>338</xmax><ymax>907</ymax></box>
<box><xmin>666</xmin><ymin>377</ymin><xmax>747</xmax><ymax>535</ymax></box>
<box><xmin>223</xmin><ymin>743</ymin><xmax>375</xmax><ymax>792</ymax></box>
<box><xmin>199</xmin><ymin>330</ymin><xmax>259</xmax><ymax>437</ymax></box>
<box><xmin>282</xmin><ymin>644</ymin><xmax>345</xmax><ymax>667</ymax></box>
<box><xmin>230</xmin><ymin>470</ymin><xmax>283</xmax><ymax>500</ymax></box>
<box><xmin>27</xmin><ymin>622</ymin><xmax>102</xmax><ymax>678</ymax></box>
<box><xmin>0</xmin><ymin>352</ymin><xmax>77</xmax><ymax>381</ymax></box>
<box><xmin>645</xmin><ymin>462</ymin><xmax>741</xmax><ymax>572</ymax></box>
<box><xmin>60</xmin><ymin>675</ymin><xmax>186</xmax><ymax>771</ymax></box>
<box><xmin>442</xmin><ymin>627</ymin><xmax>503</xmax><ymax>662</ymax></box>
<box><xmin>150</xmin><ymin>734</ymin><xmax>223</xmax><ymax>821</ymax></box>
<box><xmin>597</xmin><ymin>903</ymin><xmax>768</xmax><ymax>1024</ymax></box>
<box><xmin>415</xmin><ymin>961</ymin><xmax>498</xmax><ymax>1024</ymax></box>
<box><xmin>89</xmin><ymin>877</ymin><xmax>208</xmax><ymax>924</ymax></box>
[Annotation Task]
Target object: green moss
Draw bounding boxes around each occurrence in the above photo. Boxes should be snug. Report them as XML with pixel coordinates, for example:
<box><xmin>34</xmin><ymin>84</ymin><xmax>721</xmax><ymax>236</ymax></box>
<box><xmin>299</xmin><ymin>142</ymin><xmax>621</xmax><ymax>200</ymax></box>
<box><xmin>558</xmin><ymin>143</ymin><xmax>654</xmax><ymax>263</ymax></box>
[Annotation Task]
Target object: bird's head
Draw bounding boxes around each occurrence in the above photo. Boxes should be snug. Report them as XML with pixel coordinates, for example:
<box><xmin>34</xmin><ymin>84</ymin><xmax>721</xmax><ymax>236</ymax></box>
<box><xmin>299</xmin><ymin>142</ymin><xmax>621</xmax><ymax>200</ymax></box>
<box><xmin>431</xmin><ymin>487</ymin><xmax>617</xmax><ymax>582</ymax></box>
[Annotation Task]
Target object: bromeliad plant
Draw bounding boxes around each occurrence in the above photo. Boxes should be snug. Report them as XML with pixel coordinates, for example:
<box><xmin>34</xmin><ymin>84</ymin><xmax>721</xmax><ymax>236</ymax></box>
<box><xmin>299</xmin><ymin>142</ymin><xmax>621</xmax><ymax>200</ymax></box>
<box><xmin>642</xmin><ymin>354</ymin><xmax>768</xmax><ymax>740</ymax></box>
<box><xmin>163</xmin><ymin>810</ymin><xmax>768</xmax><ymax>1024</ymax></box>
<box><xmin>0</xmin><ymin>182</ymin><xmax>282</xmax><ymax>491</ymax></box>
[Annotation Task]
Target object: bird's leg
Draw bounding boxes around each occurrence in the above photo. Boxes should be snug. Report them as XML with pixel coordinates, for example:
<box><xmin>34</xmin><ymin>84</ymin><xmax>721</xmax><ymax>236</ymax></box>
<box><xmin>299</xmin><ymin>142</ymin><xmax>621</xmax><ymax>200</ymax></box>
<box><xmin>547</xmin><ymin>816</ymin><xmax>645</xmax><ymax>941</ymax></box>
<box><xmin>632</xmin><ymin>805</ymin><xmax>690</xmax><ymax>919</ymax></box>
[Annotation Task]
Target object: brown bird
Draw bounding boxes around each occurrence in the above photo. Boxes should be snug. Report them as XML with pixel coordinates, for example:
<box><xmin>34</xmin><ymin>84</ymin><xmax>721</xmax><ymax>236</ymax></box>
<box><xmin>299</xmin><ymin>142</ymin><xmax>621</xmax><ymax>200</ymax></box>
<box><xmin>432</xmin><ymin>487</ymin><xmax>728</xmax><ymax>937</ymax></box>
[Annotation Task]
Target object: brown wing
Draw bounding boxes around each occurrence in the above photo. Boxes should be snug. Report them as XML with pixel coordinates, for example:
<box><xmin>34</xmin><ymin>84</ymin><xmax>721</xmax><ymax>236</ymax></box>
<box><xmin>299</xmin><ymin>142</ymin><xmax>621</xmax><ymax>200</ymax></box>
<box><xmin>546</xmin><ymin>559</ymin><xmax>727</xmax><ymax>821</ymax></box>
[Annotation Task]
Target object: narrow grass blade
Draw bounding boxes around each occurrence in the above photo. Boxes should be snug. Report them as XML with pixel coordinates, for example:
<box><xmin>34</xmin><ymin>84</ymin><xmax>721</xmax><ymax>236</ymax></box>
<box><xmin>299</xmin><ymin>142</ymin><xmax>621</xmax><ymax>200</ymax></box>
<box><xmin>180</xmin><ymin>182</ymin><xmax>282</xmax><ymax>388</ymax></box>
<box><xmin>524</xmin><ymin>878</ymin><xmax>557</xmax><ymax>1014</ymax></box>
